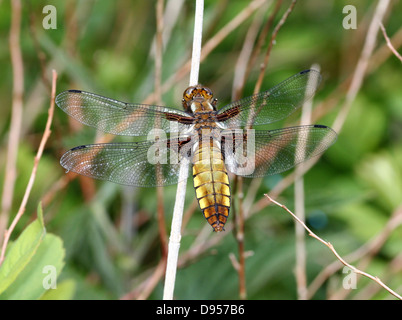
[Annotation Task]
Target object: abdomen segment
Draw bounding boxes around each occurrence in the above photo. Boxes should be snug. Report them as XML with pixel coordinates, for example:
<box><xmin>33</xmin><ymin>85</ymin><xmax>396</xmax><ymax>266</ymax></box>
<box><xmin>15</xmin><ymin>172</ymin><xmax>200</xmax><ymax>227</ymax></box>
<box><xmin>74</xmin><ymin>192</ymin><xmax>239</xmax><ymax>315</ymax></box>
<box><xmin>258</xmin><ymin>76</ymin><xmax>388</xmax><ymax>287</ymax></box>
<box><xmin>193</xmin><ymin>141</ymin><xmax>231</xmax><ymax>232</ymax></box>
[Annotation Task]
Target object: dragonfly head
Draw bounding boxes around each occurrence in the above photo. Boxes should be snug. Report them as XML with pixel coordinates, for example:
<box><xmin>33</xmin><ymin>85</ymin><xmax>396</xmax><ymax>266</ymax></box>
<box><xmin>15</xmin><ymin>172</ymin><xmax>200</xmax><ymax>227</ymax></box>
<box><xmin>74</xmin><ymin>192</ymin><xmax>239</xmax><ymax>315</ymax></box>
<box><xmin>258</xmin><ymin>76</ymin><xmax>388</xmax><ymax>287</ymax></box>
<box><xmin>182</xmin><ymin>85</ymin><xmax>217</xmax><ymax>113</ymax></box>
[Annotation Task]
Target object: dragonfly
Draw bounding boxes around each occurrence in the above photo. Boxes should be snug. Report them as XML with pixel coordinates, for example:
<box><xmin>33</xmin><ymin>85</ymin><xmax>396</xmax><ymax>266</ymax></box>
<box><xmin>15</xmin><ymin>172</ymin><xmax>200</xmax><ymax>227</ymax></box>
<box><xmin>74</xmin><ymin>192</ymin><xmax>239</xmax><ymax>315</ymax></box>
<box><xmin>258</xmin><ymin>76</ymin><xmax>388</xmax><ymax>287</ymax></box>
<box><xmin>56</xmin><ymin>69</ymin><xmax>337</xmax><ymax>232</ymax></box>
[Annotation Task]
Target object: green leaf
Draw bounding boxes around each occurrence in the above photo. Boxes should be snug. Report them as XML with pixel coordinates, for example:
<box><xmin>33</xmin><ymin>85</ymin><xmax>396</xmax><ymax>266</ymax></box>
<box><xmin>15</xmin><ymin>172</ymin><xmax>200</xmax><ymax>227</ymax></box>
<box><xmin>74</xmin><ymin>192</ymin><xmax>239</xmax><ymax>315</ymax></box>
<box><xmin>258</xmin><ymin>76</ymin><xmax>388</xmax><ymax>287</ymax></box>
<box><xmin>40</xmin><ymin>279</ymin><xmax>76</xmax><ymax>300</ymax></box>
<box><xmin>0</xmin><ymin>204</ymin><xmax>46</xmax><ymax>295</ymax></box>
<box><xmin>356</xmin><ymin>148</ymin><xmax>402</xmax><ymax>211</ymax></box>
<box><xmin>0</xmin><ymin>233</ymin><xmax>65</xmax><ymax>299</ymax></box>
<box><xmin>326</xmin><ymin>95</ymin><xmax>387</xmax><ymax>169</ymax></box>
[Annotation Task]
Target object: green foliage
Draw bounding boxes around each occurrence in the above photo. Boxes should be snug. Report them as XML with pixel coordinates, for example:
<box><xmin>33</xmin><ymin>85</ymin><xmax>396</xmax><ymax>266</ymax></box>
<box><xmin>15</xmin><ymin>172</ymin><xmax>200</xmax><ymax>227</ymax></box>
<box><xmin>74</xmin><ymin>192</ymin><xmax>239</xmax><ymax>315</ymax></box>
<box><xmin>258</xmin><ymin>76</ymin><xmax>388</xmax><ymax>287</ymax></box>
<box><xmin>357</xmin><ymin>147</ymin><xmax>402</xmax><ymax>211</ymax></box>
<box><xmin>0</xmin><ymin>204</ymin><xmax>71</xmax><ymax>300</ymax></box>
<box><xmin>0</xmin><ymin>204</ymin><xmax>46</xmax><ymax>295</ymax></box>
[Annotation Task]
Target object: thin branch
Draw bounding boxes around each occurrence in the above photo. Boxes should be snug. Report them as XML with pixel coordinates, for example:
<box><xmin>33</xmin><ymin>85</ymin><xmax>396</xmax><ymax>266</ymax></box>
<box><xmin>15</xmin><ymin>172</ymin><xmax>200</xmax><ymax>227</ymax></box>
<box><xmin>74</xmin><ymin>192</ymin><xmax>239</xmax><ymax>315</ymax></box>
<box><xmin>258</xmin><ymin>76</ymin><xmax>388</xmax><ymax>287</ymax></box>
<box><xmin>232</xmin><ymin>176</ymin><xmax>247</xmax><ymax>299</ymax></box>
<box><xmin>155</xmin><ymin>0</ymin><xmax>164</xmax><ymax>103</ymax></box>
<box><xmin>243</xmin><ymin>0</ymin><xmax>282</xmax><ymax>96</ymax></box>
<box><xmin>332</xmin><ymin>0</ymin><xmax>391</xmax><ymax>133</ymax></box>
<box><xmin>136</xmin><ymin>258</ymin><xmax>166</xmax><ymax>300</ymax></box>
<box><xmin>0</xmin><ymin>70</ymin><xmax>58</xmax><ymax>266</ymax></box>
<box><xmin>254</xmin><ymin>0</ymin><xmax>297</xmax><ymax>94</ymax></box>
<box><xmin>163</xmin><ymin>0</ymin><xmax>204</xmax><ymax>300</ymax></box>
<box><xmin>230</xmin><ymin>2</ymin><xmax>276</xmax><ymax>299</ymax></box>
<box><xmin>232</xmin><ymin>7</ymin><xmax>264</xmax><ymax>100</ymax></box>
<box><xmin>354</xmin><ymin>254</ymin><xmax>402</xmax><ymax>300</ymax></box>
<box><xmin>369</xmin><ymin>26</ymin><xmax>402</xmax><ymax>71</ymax></box>
<box><xmin>293</xmin><ymin>64</ymin><xmax>320</xmax><ymax>300</ymax></box>
<box><xmin>120</xmin><ymin>258</ymin><xmax>166</xmax><ymax>300</ymax></box>
<box><xmin>155</xmin><ymin>0</ymin><xmax>168</xmax><ymax>261</ymax></box>
<box><xmin>264</xmin><ymin>194</ymin><xmax>402</xmax><ymax>300</ymax></box>
<box><xmin>0</xmin><ymin>0</ymin><xmax>24</xmax><ymax>246</ymax></box>
<box><xmin>27</xmin><ymin>3</ymin><xmax>51</xmax><ymax>92</ymax></box>
<box><xmin>181</xmin><ymin>198</ymin><xmax>199</xmax><ymax>230</ymax></box>
<box><xmin>309</xmin><ymin>205</ymin><xmax>402</xmax><ymax>300</ymax></box>
<box><xmin>379</xmin><ymin>22</ymin><xmax>402</xmax><ymax>62</ymax></box>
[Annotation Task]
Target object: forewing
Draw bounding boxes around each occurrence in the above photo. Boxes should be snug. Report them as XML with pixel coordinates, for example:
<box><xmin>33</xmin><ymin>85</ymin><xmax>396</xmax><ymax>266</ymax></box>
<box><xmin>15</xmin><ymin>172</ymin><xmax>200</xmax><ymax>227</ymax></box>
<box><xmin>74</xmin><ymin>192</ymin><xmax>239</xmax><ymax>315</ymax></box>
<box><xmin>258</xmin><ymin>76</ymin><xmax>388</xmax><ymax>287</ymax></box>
<box><xmin>224</xmin><ymin>125</ymin><xmax>337</xmax><ymax>177</ymax></box>
<box><xmin>56</xmin><ymin>90</ymin><xmax>193</xmax><ymax>136</ymax></box>
<box><xmin>217</xmin><ymin>69</ymin><xmax>322</xmax><ymax>128</ymax></box>
<box><xmin>60</xmin><ymin>139</ymin><xmax>193</xmax><ymax>187</ymax></box>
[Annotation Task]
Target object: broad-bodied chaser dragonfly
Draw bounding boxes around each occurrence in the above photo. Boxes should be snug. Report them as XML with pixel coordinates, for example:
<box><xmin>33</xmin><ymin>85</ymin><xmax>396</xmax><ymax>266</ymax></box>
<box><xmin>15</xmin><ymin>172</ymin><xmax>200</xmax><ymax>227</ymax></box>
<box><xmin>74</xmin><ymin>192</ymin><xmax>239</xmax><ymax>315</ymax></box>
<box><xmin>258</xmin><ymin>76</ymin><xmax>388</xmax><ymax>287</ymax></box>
<box><xmin>56</xmin><ymin>69</ymin><xmax>337</xmax><ymax>232</ymax></box>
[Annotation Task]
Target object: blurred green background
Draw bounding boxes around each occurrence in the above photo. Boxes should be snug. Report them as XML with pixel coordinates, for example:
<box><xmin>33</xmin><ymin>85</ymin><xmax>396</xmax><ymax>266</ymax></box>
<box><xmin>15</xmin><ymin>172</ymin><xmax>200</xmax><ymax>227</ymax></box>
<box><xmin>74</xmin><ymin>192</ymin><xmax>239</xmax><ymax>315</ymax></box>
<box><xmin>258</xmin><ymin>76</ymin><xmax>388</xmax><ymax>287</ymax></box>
<box><xmin>0</xmin><ymin>0</ymin><xmax>401</xmax><ymax>299</ymax></box>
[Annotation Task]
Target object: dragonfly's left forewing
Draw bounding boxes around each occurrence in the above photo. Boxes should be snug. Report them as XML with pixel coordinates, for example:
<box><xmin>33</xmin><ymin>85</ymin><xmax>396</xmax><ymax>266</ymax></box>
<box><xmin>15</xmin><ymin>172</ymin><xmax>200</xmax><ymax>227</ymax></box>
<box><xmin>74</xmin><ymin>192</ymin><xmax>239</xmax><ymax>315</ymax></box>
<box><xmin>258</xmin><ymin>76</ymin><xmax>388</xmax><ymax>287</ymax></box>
<box><xmin>60</xmin><ymin>138</ymin><xmax>193</xmax><ymax>187</ymax></box>
<box><xmin>56</xmin><ymin>90</ymin><xmax>194</xmax><ymax>136</ymax></box>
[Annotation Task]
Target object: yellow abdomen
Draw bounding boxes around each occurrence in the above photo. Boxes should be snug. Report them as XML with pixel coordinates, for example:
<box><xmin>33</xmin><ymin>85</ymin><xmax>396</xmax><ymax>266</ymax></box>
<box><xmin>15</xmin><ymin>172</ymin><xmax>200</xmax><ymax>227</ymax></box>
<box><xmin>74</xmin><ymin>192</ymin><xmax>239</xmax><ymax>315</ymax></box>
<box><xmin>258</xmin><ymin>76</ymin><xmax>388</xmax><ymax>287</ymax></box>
<box><xmin>193</xmin><ymin>139</ymin><xmax>231</xmax><ymax>232</ymax></box>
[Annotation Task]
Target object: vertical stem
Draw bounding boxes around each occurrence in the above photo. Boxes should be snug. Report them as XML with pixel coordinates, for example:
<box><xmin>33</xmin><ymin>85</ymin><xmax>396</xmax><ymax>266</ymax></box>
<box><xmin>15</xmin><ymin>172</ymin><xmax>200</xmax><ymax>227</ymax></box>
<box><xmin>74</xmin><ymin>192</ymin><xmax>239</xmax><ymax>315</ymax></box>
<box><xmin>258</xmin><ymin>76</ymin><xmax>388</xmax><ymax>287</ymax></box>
<box><xmin>162</xmin><ymin>157</ymin><xmax>190</xmax><ymax>300</ymax></box>
<box><xmin>294</xmin><ymin>64</ymin><xmax>320</xmax><ymax>300</ymax></box>
<box><xmin>189</xmin><ymin>0</ymin><xmax>204</xmax><ymax>87</ymax></box>
<box><xmin>294</xmin><ymin>173</ymin><xmax>307</xmax><ymax>299</ymax></box>
<box><xmin>253</xmin><ymin>0</ymin><xmax>297</xmax><ymax>94</ymax></box>
<box><xmin>155</xmin><ymin>0</ymin><xmax>168</xmax><ymax>261</ymax></box>
<box><xmin>332</xmin><ymin>0</ymin><xmax>390</xmax><ymax>133</ymax></box>
<box><xmin>0</xmin><ymin>0</ymin><xmax>24</xmax><ymax>245</ymax></box>
<box><xmin>0</xmin><ymin>70</ymin><xmax>57</xmax><ymax>266</ymax></box>
<box><xmin>163</xmin><ymin>0</ymin><xmax>204</xmax><ymax>300</ymax></box>
<box><xmin>236</xmin><ymin>176</ymin><xmax>247</xmax><ymax>300</ymax></box>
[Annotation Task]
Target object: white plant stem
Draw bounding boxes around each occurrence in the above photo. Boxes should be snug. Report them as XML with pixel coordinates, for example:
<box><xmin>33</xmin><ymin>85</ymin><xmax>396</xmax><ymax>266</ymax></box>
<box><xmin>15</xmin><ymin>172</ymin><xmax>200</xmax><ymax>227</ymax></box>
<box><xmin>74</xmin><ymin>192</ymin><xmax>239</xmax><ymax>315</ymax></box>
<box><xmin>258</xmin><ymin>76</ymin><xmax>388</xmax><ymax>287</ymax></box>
<box><xmin>189</xmin><ymin>0</ymin><xmax>204</xmax><ymax>87</ymax></box>
<box><xmin>163</xmin><ymin>0</ymin><xmax>204</xmax><ymax>300</ymax></box>
<box><xmin>294</xmin><ymin>64</ymin><xmax>320</xmax><ymax>300</ymax></box>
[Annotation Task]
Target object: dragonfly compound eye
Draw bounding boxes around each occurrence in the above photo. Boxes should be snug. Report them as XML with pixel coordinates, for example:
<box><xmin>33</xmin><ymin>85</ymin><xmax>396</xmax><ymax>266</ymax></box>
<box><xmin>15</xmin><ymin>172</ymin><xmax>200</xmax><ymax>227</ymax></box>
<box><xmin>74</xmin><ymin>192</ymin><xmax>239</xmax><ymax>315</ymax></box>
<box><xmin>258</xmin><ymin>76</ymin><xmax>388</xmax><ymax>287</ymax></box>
<box><xmin>183</xmin><ymin>86</ymin><xmax>214</xmax><ymax>102</ymax></box>
<box><xmin>183</xmin><ymin>86</ymin><xmax>197</xmax><ymax>102</ymax></box>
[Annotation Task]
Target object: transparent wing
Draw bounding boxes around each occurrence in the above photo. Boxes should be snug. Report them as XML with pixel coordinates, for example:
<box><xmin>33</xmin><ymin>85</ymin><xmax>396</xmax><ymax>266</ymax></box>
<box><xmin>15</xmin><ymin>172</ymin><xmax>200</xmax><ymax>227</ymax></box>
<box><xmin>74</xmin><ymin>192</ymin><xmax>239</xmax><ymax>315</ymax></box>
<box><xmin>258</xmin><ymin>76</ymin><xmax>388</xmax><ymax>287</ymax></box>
<box><xmin>60</xmin><ymin>139</ymin><xmax>193</xmax><ymax>187</ymax></box>
<box><xmin>56</xmin><ymin>90</ymin><xmax>194</xmax><ymax>136</ymax></box>
<box><xmin>223</xmin><ymin>125</ymin><xmax>337</xmax><ymax>177</ymax></box>
<box><xmin>217</xmin><ymin>69</ymin><xmax>322</xmax><ymax>128</ymax></box>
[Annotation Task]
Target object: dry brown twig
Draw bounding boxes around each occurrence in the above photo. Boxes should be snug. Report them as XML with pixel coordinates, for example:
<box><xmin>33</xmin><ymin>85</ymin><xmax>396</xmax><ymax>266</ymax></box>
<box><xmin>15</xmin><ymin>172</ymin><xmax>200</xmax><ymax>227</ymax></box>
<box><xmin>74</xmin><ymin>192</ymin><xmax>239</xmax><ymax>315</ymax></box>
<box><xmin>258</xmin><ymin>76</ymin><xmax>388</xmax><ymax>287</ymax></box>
<box><xmin>241</xmin><ymin>0</ymin><xmax>283</xmax><ymax>98</ymax></box>
<box><xmin>0</xmin><ymin>0</ymin><xmax>24</xmax><ymax>245</ymax></box>
<box><xmin>232</xmin><ymin>2</ymin><xmax>267</xmax><ymax>101</ymax></box>
<box><xmin>228</xmin><ymin>0</ymin><xmax>298</xmax><ymax>300</ymax></box>
<box><xmin>379</xmin><ymin>22</ymin><xmax>402</xmax><ymax>63</ymax></box>
<box><xmin>231</xmin><ymin>176</ymin><xmax>247</xmax><ymax>300</ymax></box>
<box><xmin>253</xmin><ymin>0</ymin><xmax>297</xmax><ymax>95</ymax></box>
<box><xmin>370</xmin><ymin>26</ymin><xmax>402</xmax><ymax>71</ymax></box>
<box><xmin>293</xmin><ymin>63</ymin><xmax>320</xmax><ymax>300</ymax></box>
<box><xmin>332</xmin><ymin>0</ymin><xmax>390</xmax><ymax>133</ymax></box>
<box><xmin>229</xmin><ymin>2</ymin><xmax>268</xmax><ymax>301</ymax></box>
<box><xmin>264</xmin><ymin>194</ymin><xmax>402</xmax><ymax>300</ymax></box>
<box><xmin>0</xmin><ymin>70</ymin><xmax>58</xmax><ymax>266</ymax></box>
<box><xmin>307</xmin><ymin>205</ymin><xmax>402</xmax><ymax>299</ymax></box>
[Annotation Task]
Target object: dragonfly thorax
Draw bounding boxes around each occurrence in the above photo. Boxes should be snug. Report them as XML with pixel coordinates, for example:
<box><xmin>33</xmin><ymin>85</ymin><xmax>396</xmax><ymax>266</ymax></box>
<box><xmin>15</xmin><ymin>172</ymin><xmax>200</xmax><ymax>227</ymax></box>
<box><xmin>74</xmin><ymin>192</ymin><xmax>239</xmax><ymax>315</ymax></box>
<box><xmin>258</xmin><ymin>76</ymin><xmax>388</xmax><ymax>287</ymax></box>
<box><xmin>182</xmin><ymin>85</ymin><xmax>217</xmax><ymax>113</ymax></box>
